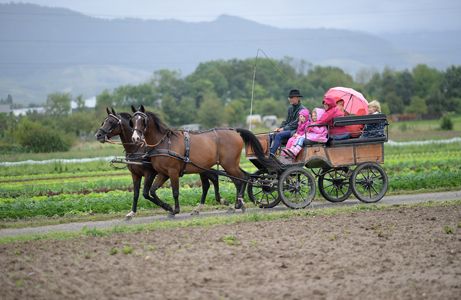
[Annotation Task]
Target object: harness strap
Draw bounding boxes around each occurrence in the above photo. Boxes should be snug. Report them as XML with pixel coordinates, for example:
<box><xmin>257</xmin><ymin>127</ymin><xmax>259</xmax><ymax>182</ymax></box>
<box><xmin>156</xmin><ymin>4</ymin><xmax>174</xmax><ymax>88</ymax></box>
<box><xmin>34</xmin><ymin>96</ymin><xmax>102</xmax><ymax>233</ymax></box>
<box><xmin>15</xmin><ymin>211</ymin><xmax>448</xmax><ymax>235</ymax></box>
<box><xmin>143</xmin><ymin>131</ymin><xmax>191</xmax><ymax>178</ymax></box>
<box><xmin>180</xmin><ymin>131</ymin><xmax>191</xmax><ymax>177</ymax></box>
<box><xmin>214</xmin><ymin>129</ymin><xmax>220</xmax><ymax>167</ymax></box>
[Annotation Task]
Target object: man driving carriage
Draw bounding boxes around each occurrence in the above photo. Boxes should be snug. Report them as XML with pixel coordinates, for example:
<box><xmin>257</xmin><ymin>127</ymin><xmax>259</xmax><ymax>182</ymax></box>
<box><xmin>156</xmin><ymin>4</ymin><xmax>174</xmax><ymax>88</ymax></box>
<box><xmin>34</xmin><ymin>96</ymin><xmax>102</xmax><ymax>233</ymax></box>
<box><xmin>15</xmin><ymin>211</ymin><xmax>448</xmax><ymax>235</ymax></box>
<box><xmin>269</xmin><ymin>89</ymin><xmax>306</xmax><ymax>155</ymax></box>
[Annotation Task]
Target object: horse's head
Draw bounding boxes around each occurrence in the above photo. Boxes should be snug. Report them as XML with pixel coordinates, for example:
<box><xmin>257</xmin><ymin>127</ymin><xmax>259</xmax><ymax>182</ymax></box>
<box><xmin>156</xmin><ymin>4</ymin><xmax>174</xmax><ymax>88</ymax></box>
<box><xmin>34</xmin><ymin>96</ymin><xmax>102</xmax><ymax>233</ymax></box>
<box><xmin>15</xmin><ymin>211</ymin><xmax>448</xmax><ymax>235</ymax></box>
<box><xmin>95</xmin><ymin>107</ymin><xmax>123</xmax><ymax>143</ymax></box>
<box><xmin>131</xmin><ymin>104</ymin><xmax>148</xmax><ymax>144</ymax></box>
<box><xmin>131</xmin><ymin>105</ymin><xmax>171</xmax><ymax>145</ymax></box>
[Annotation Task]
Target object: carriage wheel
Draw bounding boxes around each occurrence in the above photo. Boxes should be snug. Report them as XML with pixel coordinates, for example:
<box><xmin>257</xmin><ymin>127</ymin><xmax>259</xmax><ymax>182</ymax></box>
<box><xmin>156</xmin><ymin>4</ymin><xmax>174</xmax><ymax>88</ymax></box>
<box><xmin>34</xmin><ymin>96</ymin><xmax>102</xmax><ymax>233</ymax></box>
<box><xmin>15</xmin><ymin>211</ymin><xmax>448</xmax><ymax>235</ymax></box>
<box><xmin>350</xmin><ymin>162</ymin><xmax>388</xmax><ymax>203</ymax></box>
<box><xmin>318</xmin><ymin>167</ymin><xmax>353</xmax><ymax>202</ymax></box>
<box><xmin>247</xmin><ymin>170</ymin><xmax>281</xmax><ymax>208</ymax></box>
<box><xmin>278</xmin><ymin>167</ymin><xmax>316</xmax><ymax>209</ymax></box>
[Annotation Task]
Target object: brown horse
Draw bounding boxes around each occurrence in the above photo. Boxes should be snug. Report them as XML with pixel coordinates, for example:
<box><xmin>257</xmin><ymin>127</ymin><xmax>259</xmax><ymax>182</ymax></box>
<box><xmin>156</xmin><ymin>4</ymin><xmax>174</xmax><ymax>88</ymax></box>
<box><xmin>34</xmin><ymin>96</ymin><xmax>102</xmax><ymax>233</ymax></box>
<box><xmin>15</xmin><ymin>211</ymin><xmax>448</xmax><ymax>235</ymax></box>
<box><xmin>130</xmin><ymin>105</ymin><xmax>252</xmax><ymax>216</ymax></box>
<box><xmin>95</xmin><ymin>107</ymin><xmax>223</xmax><ymax>218</ymax></box>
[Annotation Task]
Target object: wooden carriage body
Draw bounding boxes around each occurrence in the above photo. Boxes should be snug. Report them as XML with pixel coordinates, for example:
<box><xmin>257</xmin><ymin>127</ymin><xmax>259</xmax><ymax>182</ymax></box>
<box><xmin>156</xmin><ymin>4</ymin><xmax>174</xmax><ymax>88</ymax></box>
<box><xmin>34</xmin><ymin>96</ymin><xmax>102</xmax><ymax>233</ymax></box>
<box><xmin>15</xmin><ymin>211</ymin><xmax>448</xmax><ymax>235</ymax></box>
<box><xmin>244</xmin><ymin>113</ymin><xmax>389</xmax><ymax>208</ymax></box>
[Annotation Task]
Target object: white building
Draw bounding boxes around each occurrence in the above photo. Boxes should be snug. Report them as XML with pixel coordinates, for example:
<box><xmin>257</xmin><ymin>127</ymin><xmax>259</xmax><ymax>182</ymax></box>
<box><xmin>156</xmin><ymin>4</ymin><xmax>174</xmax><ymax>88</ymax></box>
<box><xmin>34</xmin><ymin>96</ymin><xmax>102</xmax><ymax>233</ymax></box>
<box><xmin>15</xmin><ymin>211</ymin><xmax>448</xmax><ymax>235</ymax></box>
<box><xmin>12</xmin><ymin>107</ymin><xmax>46</xmax><ymax>116</ymax></box>
<box><xmin>71</xmin><ymin>96</ymin><xmax>96</xmax><ymax>112</ymax></box>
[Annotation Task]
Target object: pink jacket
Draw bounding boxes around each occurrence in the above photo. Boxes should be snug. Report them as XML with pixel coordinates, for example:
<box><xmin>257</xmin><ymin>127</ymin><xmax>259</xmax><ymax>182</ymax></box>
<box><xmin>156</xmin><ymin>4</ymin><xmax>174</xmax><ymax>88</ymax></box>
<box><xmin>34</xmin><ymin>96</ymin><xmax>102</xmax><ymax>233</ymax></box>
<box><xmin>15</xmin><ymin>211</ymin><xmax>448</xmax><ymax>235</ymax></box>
<box><xmin>285</xmin><ymin>108</ymin><xmax>311</xmax><ymax>149</ymax></box>
<box><xmin>314</xmin><ymin>96</ymin><xmax>348</xmax><ymax>135</ymax></box>
<box><xmin>305</xmin><ymin>108</ymin><xmax>328</xmax><ymax>143</ymax></box>
<box><xmin>293</xmin><ymin>108</ymin><xmax>311</xmax><ymax>136</ymax></box>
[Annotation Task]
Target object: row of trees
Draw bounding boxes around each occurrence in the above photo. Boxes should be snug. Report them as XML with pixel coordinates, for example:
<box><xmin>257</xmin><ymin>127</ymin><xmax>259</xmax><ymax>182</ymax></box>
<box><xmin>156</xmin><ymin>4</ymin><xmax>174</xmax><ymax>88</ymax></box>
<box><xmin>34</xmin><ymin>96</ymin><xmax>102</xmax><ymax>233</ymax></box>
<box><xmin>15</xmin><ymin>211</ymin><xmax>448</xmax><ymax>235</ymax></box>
<box><xmin>1</xmin><ymin>58</ymin><xmax>460</xmax><ymax>152</ymax></box>
<box><xmin>96</xmin><ymin>59</ymin><xmax>461</xmax><ymax>127</ymax></box>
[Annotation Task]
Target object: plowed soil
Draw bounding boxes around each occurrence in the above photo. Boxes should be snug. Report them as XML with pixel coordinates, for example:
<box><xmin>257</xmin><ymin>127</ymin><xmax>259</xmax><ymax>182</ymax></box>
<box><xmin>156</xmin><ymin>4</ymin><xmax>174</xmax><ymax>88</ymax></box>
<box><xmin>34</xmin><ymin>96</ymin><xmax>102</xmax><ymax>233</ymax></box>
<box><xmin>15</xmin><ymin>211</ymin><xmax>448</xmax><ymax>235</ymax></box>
<box><xmin>1</xmin><ymin>204</ymin><xmax>460</xmax><ymax>299</ymax></box>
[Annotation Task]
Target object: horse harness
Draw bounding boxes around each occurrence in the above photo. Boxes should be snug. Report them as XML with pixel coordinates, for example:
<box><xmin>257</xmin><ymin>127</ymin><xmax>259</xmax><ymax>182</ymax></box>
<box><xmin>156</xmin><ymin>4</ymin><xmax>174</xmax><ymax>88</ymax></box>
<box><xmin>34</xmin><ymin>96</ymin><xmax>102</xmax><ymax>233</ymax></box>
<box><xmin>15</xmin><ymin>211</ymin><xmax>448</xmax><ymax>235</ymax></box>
<box><xmin>144</xmin><ymin>130</ymin><xmax>197</xmax><ymax>177</ymax></box>
<box><xmin>113</xmin><ymin>127</ymin><xmax>247</xmax><ymax>183</ymax></box>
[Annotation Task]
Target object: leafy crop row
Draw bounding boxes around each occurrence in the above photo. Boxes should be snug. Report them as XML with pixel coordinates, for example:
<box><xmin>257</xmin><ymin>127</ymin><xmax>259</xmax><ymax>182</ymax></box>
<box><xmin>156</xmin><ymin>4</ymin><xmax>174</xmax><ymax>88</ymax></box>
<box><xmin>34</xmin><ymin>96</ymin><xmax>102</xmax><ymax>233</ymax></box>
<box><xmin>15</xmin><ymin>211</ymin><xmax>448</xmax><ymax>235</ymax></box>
<box><xmin>0</xmin><ymin>184</ymin><xmax>238</xmax><ymax>219</ymax></box>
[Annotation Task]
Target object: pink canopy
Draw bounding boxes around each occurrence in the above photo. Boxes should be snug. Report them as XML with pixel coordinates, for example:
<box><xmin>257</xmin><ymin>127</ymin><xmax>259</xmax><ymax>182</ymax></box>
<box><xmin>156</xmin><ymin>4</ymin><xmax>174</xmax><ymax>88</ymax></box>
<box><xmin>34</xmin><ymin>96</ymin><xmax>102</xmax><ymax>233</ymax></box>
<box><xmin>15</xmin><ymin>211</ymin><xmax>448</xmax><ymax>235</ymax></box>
<box><xmin>324</xmin><ymin>87</ymin><xmax>369</xmax><ymax>116</ymax></box>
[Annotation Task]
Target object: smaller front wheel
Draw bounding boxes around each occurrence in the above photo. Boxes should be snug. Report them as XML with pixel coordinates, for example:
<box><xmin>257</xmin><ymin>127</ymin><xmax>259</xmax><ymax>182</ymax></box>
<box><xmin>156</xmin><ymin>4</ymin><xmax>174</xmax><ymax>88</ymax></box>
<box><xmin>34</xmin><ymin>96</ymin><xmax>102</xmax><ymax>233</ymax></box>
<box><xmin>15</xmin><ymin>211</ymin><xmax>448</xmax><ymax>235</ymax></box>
<box><xmin>318</xmin><ymin>167</ymin><xmax>352</xmax><ymax>202</ymax></box>
<box><xmin>278</xmin><ymin>167</ymin><xmax>316</xmax><ymax>209</ymax></box>
<box><xmin>350</xmin><ymin>163</ymin><xmax>388</xmax><ymax>203</ymax></box>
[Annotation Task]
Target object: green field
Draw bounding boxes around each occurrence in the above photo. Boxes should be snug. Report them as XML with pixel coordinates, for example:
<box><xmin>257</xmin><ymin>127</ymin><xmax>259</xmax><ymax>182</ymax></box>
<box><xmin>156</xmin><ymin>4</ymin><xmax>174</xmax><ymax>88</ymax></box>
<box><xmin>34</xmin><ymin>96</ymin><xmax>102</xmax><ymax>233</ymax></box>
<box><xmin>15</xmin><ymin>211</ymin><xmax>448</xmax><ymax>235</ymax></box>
<box><xmin>387</xmin><ymin>115</ymin><xmax>461</xmax><ymax>141</ymax></box>
<box><xmin>1</xmin><ymin>138</ymin><xmax>461</xmax><ymax>226</ymax></box>
<box><xmin>1</xmin><ymin>114</ymin><xmax>461</xmax><ymax>227</ymax></box>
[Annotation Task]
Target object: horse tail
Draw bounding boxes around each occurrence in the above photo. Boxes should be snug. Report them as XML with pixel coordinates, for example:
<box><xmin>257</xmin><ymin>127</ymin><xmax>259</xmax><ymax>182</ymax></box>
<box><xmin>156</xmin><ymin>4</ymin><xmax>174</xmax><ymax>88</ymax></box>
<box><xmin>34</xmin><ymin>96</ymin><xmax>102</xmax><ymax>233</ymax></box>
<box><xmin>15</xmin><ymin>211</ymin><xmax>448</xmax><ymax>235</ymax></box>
<box><xmin>236</xmin><ymin>128</ymin><xmax>267</xmax><ymax>162</ymax></box>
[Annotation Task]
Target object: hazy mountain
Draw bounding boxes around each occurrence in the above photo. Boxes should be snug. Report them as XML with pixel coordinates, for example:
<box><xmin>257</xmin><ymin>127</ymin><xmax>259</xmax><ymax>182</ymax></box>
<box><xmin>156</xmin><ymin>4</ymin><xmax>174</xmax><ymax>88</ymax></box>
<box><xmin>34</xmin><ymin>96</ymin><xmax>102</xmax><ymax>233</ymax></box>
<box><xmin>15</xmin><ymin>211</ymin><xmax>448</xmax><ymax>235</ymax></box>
<box><xmin>0</xmin><ymin>3</ymin><xmax>459</xmax><ymax>104</ymax></box>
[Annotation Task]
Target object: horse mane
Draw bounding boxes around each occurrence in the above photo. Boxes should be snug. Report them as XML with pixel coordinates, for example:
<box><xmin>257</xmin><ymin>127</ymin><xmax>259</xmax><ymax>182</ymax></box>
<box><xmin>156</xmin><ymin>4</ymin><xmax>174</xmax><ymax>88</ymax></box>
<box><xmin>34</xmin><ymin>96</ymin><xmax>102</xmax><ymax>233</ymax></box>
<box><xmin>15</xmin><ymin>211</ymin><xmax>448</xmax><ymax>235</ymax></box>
<box><xmin>146</xmin><ymin>111</ymin><xmax>175</xmax><ymax>135</ymax></box>
<box><xmin>119</xmin><ymin>112</ymin><xmax>132</xmax><ymax>121</ymax></box>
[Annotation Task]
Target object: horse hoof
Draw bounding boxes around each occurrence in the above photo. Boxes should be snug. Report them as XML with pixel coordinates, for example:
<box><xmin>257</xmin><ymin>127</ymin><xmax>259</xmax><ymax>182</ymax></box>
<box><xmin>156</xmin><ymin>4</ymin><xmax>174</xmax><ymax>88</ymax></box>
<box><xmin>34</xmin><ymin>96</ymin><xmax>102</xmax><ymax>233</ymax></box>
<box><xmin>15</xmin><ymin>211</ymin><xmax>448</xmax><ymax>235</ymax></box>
<box><xmin>234</xmin><ymin>198</ymin><xmax>245</xmax><ymax>210</ymax></box>
<box><xmin>167</xmin><ymin>211</ymin><xmax>176</xmax><ymax>218</ymax></box>
<box><xmin>190</xmin><ymin>210</ymin><xmax>199</xmax><ymax>216</ymax></box>
<box><xmin>125</xmin><ymin>211</ymin><xmax>136</xmax><ymax>221</ymax></box>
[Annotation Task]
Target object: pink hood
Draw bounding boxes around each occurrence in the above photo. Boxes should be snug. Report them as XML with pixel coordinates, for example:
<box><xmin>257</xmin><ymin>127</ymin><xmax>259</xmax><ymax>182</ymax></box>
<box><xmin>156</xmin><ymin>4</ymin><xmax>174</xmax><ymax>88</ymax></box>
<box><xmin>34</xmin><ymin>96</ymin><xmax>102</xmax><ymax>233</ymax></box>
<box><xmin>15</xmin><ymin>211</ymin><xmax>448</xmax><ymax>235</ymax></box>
<box><xmin>323</xmin><ymin>96</ymin><xmax>337</xmax><ymax>110</ymax></box>
<box><xmin>299</xmin><ymin>108</ymin><xmax>310</xmax><ymax>120</ymax></box>
<box><xmin>313</xmin><ymin>108</ymin><xmax>325</xmax><ymax>121</ymax></box>
<box><xmin>294</xmin><ymin>108</ymin><xmax>311</xmax><ymax>136</ymax></box>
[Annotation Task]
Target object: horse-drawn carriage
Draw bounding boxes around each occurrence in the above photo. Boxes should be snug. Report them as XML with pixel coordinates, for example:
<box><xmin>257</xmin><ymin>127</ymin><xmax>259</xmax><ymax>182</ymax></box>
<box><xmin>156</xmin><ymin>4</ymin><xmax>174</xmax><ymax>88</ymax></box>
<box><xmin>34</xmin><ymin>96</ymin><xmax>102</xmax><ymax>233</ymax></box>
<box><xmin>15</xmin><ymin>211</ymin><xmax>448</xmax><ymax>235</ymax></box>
<box><xmin>245</xmin><ymin>113</ymin><xmax>389</xmax><ymax>209</ymax></box>
<box><xmin>97</xmin><ymin>105</ymin><xmax>389</xmax><ymax>217</ymax></box>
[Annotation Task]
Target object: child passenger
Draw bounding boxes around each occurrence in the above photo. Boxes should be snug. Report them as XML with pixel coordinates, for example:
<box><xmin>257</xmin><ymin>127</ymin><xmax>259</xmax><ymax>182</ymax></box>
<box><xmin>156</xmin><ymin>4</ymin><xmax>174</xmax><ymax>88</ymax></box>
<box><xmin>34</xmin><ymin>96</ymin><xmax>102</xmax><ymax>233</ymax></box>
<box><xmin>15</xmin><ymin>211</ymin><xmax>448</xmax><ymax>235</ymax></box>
<box><xmin>281</xmin><ymin>108</ymin><xmax>310</xmax><ymax>158</ymax></box>
<box><xmin>304</xmin><ymin>108</ymin><xmax>328</xmax><ymax>145</ymax></box>
<box><xmin>361</xmin><ymin>100</ymin><xmax>385</xmax><ymax>138</ymax></box>
<box><xmin>315</xmin><ymin>96</ymin><xmax>349</xmax><ymax>140</ymax></box>
<box><xmin>283</xmin><ymin>108</ymin><xmax>328</xmax><ymax>158</ymax></box>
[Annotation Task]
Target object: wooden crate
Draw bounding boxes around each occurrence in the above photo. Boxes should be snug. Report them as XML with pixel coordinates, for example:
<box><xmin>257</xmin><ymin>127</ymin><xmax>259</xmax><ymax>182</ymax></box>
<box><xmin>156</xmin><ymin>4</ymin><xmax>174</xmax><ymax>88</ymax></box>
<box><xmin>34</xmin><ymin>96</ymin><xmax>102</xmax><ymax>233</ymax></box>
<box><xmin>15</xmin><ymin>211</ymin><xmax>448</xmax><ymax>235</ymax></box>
<box><xmin>355</xmin><ymin>143</ymin><xmax>384</xmax><ymax>164</ymax></box>
<box><xmin>302</xmin><ymin>142</ymin><xmax>384</xmax><ymax>168</ymax></box>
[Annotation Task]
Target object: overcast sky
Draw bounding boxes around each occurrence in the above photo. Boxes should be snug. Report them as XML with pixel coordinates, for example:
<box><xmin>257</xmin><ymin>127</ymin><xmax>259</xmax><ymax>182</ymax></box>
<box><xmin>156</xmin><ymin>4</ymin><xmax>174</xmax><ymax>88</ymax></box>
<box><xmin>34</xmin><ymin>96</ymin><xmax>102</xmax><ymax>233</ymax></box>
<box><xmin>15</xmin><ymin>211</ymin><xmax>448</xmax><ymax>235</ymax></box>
<box><xmin>1</xmin><ymin>0</ymin><xmax>461</xmax><ymax>33</ymax></box>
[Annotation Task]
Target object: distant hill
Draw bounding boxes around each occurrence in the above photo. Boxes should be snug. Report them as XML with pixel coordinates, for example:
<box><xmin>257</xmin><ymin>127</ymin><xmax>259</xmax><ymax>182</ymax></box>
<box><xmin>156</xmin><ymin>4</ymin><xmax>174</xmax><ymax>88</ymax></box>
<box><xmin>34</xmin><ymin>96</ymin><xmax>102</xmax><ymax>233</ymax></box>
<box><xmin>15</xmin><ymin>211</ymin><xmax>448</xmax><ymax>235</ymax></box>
<box><xmin>0</xmin><ymin>3</ymin><xmax>459</xmax><ymax>104</ymax></box>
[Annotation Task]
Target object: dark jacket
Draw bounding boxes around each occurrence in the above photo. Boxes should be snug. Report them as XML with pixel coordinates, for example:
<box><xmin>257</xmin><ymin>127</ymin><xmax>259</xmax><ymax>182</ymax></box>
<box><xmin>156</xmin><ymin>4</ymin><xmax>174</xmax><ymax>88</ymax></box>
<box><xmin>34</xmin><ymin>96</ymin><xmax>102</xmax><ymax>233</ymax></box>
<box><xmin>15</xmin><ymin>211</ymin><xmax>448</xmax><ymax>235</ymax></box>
<box><xmin>281</xmin><ymin>103</ymin><xmax>305</xmax><ymax>131</ymax></box>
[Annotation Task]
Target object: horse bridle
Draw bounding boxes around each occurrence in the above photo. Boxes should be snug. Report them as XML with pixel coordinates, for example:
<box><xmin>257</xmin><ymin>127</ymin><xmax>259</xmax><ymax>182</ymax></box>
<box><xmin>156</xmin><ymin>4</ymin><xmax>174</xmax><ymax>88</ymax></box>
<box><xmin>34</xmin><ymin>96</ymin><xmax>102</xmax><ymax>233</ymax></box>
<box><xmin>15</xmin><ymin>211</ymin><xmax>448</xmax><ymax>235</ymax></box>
<box><xmin>132</xmin><ymin>111</ymin><xmax>171</xmax><ymax>148</ymax></box>
<box><xmin>99</xmin><ymin>114</ymin><xmax>122</xmax><ymax>136</ymax></box>
<box><xmin>132</xmin><ymin>111</ymin><xmax>149</xmax><ymax>137</ymax></box>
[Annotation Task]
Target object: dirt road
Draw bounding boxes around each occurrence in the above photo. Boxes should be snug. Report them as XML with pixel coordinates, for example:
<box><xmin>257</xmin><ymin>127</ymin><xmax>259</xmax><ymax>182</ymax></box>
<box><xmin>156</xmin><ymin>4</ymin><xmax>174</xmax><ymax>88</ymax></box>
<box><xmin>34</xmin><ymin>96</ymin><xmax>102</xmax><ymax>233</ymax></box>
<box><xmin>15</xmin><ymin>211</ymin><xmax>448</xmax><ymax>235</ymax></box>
<box><xmin>1</xmin><ymin>200</ymin><xmax>460</xmax><ymax>299</ymax></box>
<box><xmin>1</xmin><ymin>190</ymin><xmax>460</xmax><ymax>238</ymax></box>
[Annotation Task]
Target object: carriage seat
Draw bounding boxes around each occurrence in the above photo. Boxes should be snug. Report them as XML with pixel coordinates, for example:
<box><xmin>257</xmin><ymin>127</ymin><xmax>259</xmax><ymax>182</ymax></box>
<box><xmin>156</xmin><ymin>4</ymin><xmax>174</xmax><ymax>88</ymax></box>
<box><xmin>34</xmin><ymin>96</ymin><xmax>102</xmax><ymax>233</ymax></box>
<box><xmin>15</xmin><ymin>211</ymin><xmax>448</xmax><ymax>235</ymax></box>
<box><xmin>328</xmin><ymin>135</ymin><xmax>387</xmax><ymax>146</ymax></box>
<box><xmin>333</xmin><ymin>114</ymin><xmax>388</xmax><ymax>127</ymax></box>
<box><xmin>328</xmin><ymin>114</ymin><xmax>388</xmax><ymax>146</ymax></box>
<box><xmin>302</xmin><ymin>139</ymin><xmax>326</xmax><ymax>147</ymax></box>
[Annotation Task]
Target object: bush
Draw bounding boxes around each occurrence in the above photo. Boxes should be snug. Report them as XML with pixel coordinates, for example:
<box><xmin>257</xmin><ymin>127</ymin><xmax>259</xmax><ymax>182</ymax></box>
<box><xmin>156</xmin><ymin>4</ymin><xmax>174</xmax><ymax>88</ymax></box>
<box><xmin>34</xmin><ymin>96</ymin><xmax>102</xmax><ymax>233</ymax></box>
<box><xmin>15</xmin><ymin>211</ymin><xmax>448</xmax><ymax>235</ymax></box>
<box><xmin>0</xmin><ymin>141</ymin><xmax>24</xmax><ymax>154</ymax></box>
<box><xmin>13</xmin><ymin>119</ymin><xmax>72</xmax><ymax>153</ymax></box>
<box><xmin>440</xmin><ymin>115</ymin><xmax>453</xmax><ymax>130</ymax></box>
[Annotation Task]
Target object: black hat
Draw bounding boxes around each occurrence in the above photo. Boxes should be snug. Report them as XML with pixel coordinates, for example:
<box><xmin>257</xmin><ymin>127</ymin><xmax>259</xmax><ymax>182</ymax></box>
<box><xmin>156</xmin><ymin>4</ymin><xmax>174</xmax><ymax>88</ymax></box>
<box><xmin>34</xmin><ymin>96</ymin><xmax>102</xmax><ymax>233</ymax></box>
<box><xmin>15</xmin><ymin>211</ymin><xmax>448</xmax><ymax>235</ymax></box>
<box><xmin>288</xmin><ymin>89</ymin><xmax>303</xmax><ymax>98</ymax></box>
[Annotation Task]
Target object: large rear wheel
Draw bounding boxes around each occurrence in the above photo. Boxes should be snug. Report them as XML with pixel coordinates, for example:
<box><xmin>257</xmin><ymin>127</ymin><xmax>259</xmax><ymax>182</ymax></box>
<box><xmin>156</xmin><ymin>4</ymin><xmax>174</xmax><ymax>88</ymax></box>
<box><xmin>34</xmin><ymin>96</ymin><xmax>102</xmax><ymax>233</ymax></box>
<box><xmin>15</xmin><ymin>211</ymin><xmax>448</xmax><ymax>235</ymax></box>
<box><xmin>278</xmin><ymin>167</ymin><xmax>316</xmax><ymax>209</ymax></box>
<box><xmin>350</xmin><ymin>163</ymin><xmax>388</xmax><ymax>203</ymax></box>
<box><xmin>247</xmin><ymin>170</ymin><xmax>281</xmax><ymax>208</ymax></box>
<box><xmin>318</xmin><ymin>167</ymin><xmax>353</xmax><ymax>202</ymax></box>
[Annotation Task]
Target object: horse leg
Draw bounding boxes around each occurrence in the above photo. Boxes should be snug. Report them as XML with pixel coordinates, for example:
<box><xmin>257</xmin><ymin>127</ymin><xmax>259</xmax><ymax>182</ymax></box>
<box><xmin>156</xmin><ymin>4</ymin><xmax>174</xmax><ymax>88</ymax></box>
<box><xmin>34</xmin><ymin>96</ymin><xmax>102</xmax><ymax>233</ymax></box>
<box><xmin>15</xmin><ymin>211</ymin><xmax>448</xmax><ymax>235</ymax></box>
<box><xmin>207</xmin><ymin>172</ymin><xmax>227</xmax><ymax>205</ymax></box>
<box><xmin>238</xmin><ymin>168</ymin><xmax>249</xmax><ymax>204</ymax></box>
<box><xmin>227</xmin><ymin>167</ymin><xmax>247</xmax><ymax>212</ymax></box>
<box><xmin>148</xmin><ymin>174</ymin><xmax>174</xmax><ymax>214</ymax></box>
<box><xmin>126</xmin><ymin>174</ymin><xmax>142</xmax><ymax>220</ymax></box>
<box><xmin>137</xmin><ymin>170</ymin><xmax>157</xmax><ymax>212</ymax></box>
<box><xmin>192</xmin><ymin>173</ymin><xmax>211</xmax><ymax>215</ymax></box>
<box><xmin>169</xmin><ymin>173</ymin><xmax>181</xmax><ymax>216</ymax></box>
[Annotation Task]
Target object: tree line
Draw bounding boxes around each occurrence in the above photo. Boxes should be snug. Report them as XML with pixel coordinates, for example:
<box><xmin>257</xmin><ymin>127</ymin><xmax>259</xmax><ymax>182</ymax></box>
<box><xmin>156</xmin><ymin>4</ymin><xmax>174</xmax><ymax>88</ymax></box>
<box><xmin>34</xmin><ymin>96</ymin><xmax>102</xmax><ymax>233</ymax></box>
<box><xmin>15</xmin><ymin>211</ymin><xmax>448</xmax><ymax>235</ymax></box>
<box><xmin>1</xmin><ymin>58</ymin><xmax>460</xmax><ymax>153</ymax></box>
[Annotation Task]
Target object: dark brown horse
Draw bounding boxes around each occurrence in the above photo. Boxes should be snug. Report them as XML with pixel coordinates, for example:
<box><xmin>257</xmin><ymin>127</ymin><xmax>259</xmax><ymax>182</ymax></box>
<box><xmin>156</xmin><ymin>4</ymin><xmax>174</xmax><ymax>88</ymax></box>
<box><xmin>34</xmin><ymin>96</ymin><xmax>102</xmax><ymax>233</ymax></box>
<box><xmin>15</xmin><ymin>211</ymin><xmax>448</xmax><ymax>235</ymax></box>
<box><xmin>130</xmin><ymin>105</ymin><xmax>254</xmax><ymax>216</ymax></box>
<box><xmin>95</xmin><ymin>107</ymin><xmax>223</xmax><ymax>218</ymax></box>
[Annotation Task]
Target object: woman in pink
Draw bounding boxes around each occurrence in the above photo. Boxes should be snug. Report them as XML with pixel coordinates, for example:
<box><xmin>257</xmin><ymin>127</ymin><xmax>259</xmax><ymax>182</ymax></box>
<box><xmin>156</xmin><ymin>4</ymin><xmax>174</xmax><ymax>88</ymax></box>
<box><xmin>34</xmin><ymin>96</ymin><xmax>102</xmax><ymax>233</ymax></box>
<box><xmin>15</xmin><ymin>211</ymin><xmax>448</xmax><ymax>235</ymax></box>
<box><xmin>315</xmin><ymin>96</ymin><xmax>349</xmax><ymax>140</ymax></box>
<box><xmin>281</xmin><ymin>108</ymin><xmax>310</xmax><ymax>157</ymax></box>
